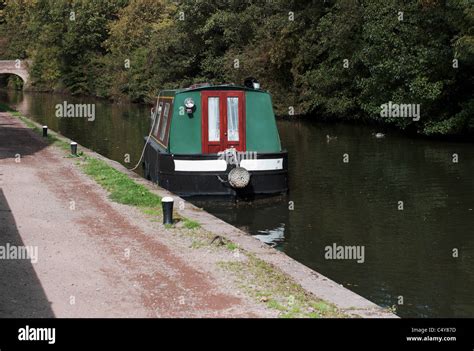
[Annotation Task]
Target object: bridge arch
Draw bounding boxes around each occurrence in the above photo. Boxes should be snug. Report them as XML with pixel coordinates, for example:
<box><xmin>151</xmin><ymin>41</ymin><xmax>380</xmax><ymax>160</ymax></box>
<box><xmin>0</xmin><ymin>60</ymin><xmax>30</xmax><ymax>87</ymax></box>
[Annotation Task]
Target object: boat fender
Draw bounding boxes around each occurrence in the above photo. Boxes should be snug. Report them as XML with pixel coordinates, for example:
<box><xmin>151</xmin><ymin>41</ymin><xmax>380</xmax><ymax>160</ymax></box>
<box><xmin>228</xmin><ymin>167</ymin><xmax>250</xmax><ymax>188</ymax></box>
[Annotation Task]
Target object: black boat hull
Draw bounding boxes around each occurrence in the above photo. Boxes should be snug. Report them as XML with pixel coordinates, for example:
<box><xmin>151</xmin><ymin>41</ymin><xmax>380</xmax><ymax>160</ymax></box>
<box><xmin>143</xmin><ymin>139</ymin><xmax>288</xmax><ymax>197</ymax></box>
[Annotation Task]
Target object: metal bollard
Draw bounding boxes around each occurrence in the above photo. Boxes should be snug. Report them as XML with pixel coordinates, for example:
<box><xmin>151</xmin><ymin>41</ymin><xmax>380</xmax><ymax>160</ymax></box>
<box><xmin>42</xmin><ymin>126</ymin><xmax>48</xmax><ymax>137</ymax></box>
<box><xmin>162</xmin><ymin>197</ymin><xmax>174</xmax><ymax>225</ymax></box>
<box><xmin>70</xmin><ymin>142</ymin><xmax>78</xmax><ymax>156</ymax></box>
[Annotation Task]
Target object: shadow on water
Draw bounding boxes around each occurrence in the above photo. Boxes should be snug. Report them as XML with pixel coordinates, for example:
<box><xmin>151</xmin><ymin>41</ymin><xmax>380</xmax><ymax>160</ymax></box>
<box><xmin>0</xmin><ymin>189</ymin><xmax>54</xmax><ymax>317</ymax></box>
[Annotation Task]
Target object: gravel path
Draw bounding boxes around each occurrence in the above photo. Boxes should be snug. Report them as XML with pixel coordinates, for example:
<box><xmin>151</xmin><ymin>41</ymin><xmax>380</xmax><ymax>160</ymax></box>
<box><xmin>0</xmin><ymin>112</ymin><xmax>276</xmax><ymax>318</ymax></box>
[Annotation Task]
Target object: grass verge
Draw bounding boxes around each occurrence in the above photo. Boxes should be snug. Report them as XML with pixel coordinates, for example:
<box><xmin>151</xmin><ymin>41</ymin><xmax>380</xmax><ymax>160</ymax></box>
<box><xmin>219</xmin><ymin>253</ymin><xmax>348</xmax><ymax>318</ymax></box>
<box><xmin>82</xmin><ymin>157</ymin><xmax>161</xmax><ymax>208</ymax></box>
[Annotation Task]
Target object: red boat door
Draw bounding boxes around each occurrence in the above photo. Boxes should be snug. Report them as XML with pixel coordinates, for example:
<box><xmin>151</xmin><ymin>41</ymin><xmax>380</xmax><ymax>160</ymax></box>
<box><xmin>202</xmin><ymin>90</ymin><xmax>246</xmax><ymax>154</ymax></box>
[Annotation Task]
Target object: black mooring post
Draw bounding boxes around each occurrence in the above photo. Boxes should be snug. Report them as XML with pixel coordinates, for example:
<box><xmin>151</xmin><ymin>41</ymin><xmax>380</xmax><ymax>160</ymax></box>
<box><xmin>162</xmin><ymin>197</ymin><xmax>174</xmax><ymax>225</ymax></box>
<box><xmin>42</xmin><ymin>126</ymin><xmax>48</xmax><ymax>137</ymax></box>
<box><xmin>70</xmin><ymin>142</ymin><xmax>78</xmax><ymax>156</ymax></box>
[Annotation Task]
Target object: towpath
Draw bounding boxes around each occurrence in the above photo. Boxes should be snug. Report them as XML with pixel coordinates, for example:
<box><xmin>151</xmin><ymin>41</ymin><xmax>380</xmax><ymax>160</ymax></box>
<box><xmin>0</xmin><ymin>111</ymin><xmax>275</xmax><ymax>317</ymax></box>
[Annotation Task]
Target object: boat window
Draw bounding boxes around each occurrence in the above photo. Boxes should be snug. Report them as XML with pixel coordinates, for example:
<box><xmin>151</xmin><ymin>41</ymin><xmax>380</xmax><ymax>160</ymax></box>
<box><xmin>153</xmin><ymin>101</ymin><xmax>163</xmax><ymax>137</ymax></box>
<box><xmin>227</xmin><ymin>97</ymin><xmax>239</xmax><ymax>141</ymax></box>
<box><xmin>208</xmin><ymin>97</ymin><xmax>220</xmax><ymax>142</ymax></box>
<box><xmin>159</xmin><ymin>102</ymin><xmax>170</xmax><ymax>141</ymax></box>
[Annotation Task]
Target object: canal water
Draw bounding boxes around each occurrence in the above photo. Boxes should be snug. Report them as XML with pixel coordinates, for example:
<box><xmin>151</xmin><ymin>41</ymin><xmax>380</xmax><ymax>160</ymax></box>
<box><xmin>1</xmin><ymin>89</ymin><xmax>472</xmax><ymax>318</ymax></box>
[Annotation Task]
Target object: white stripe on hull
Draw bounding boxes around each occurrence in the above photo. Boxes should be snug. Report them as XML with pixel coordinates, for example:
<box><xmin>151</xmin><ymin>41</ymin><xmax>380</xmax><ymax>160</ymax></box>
<box><xmin>240</xmin><ymin>158</ymin><xmax>283</xmax><ymax>171</ymax></box>
<box><xmin>174</xmin><ymin>158</ymin><xmax>284</xmax><ymax>172</ymax></box>
<box><xmin>174</xmin><ymin>159</ymin><xmax>227</xmax><ymax>172</ymax></box>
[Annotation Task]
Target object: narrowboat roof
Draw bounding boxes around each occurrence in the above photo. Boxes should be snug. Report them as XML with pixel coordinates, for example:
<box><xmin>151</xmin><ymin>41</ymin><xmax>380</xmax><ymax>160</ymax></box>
<box><xmin>159</xmin><ymin>84</ymin><xmax>267</xmax><ymax>97</ymax></box>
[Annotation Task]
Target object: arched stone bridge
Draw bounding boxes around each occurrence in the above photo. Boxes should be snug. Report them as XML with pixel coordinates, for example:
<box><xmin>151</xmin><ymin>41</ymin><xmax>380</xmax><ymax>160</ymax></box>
<box><xmin>0</xmin><ymin>60</ymin><xmax>30</xmax><ymax>86</ymax></box>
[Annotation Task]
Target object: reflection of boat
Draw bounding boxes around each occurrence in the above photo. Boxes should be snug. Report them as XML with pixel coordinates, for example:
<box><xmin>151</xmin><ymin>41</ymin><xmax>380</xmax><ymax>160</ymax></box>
<box><xmin>143</xmin><ymin>80</ymin><xmax>288</xmax><ymax>197</ymax></box>
<box><xmin>189</xmin><ymin>195</ymin><xmax>289</xmax><ymax>248</ymax></box>
<box><xmin>254</xmin><ymin>223</ymin><xmax>286</xmax><ymax>247</ymax></box>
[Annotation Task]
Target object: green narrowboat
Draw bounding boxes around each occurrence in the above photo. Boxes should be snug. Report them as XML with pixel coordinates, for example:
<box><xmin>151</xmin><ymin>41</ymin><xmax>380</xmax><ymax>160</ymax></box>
<box><xmin>143</xmin><ymin>80</ymin><xmax>288</xmax><ymax>197</ymax></box>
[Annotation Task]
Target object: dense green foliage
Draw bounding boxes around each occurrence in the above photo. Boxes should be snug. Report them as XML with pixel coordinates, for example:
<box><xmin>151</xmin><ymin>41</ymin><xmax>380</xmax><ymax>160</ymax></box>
<box><xmin>0</xmin><ymin>0</ymin><xmax>472</xmax><ymax>136</ymax></box>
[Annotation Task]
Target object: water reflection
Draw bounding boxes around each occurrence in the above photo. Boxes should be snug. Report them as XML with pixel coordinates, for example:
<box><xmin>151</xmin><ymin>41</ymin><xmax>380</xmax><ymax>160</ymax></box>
<box><xmin>255</xmin><ymin>223</ymin><xmax>286</xmax><ymax>247</ymax></box>
<box><xmin>190</xmin><ymin>195</ymin><xmax>290</xmax><ymax>248</ymax></box>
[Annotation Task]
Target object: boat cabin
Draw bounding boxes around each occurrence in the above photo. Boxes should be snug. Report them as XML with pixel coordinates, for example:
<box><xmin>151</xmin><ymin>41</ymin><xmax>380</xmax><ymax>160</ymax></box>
<box><xmin>143</xmin><ymin>81</ymin><xmax>288</xmax><ymax>197</ymax></box>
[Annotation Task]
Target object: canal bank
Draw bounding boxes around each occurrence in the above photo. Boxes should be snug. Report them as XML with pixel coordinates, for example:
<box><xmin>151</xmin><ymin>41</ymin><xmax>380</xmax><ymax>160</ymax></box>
<box><xmin>0</xmin><ymin>107</ymin><xmax>395</xmax><ymax>318</ymax></box>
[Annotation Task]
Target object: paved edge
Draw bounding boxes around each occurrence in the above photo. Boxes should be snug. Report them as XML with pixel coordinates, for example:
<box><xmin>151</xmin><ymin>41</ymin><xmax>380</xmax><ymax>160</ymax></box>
<box><xmin>12</xmin><ymin>113</ymin><xmax>398</xmax><ymax>318</ymax></box>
